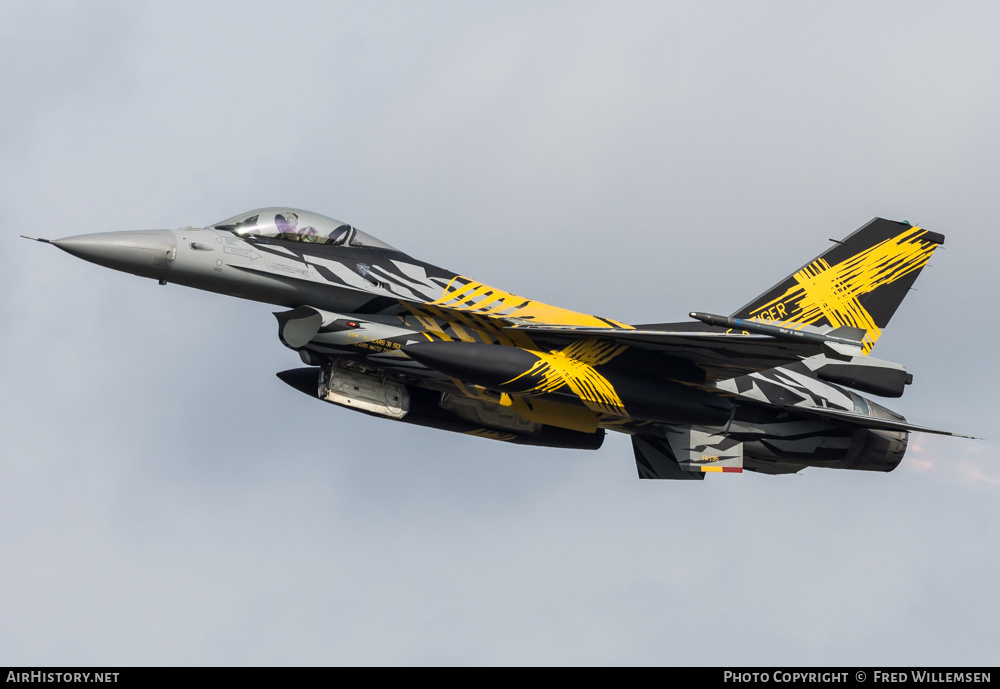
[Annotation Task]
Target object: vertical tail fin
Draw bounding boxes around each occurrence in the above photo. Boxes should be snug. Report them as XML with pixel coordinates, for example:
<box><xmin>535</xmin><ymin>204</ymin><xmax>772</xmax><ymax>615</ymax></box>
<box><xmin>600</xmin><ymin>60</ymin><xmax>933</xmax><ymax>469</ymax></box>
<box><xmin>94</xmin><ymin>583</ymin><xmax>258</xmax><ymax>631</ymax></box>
<box><xmin>730</xmin><ymin>218</ymin><xmax>944</xmax><ymax>353</ymax></box>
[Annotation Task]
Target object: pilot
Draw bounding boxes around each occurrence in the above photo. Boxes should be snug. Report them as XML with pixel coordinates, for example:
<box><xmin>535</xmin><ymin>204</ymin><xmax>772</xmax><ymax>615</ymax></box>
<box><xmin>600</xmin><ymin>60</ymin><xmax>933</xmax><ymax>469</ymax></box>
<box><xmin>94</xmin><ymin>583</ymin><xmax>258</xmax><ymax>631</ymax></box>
<box><xmin>275</xmin><ymin>212</ymin><xmax>319</xmax><ymax>242</ymax></box>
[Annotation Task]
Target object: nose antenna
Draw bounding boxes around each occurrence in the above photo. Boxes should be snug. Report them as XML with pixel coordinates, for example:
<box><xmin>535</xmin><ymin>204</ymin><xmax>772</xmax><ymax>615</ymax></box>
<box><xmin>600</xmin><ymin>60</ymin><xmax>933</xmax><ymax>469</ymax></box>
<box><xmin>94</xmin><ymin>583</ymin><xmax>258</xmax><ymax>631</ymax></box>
<box><xmin>21</xmin><ymin>235</ymin><xmax>52</xmax><ymax>243</ymax></box>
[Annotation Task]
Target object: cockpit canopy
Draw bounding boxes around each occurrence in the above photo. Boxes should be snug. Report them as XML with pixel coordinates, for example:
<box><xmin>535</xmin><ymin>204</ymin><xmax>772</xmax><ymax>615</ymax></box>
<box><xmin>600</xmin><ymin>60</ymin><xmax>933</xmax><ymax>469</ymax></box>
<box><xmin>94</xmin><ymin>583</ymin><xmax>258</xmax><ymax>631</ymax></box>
<box><xmin>209</xmin><ymin>208</ymin><xmax>398</xmax><ymax>251</ymax></box>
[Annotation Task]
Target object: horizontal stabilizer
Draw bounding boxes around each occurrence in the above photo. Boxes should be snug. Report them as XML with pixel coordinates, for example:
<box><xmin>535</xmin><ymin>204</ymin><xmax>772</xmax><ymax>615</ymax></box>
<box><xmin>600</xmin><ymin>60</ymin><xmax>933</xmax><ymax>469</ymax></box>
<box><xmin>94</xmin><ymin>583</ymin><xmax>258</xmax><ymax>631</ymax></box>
<box><xmin>812</xmin><ymin>355</ymin><xmax>910</xmax><ymax>398</ymax></box>
<box><xmin>788</xmin><ymin>405</ymin><xmax>979</xmax><ymax>439</ymax></box>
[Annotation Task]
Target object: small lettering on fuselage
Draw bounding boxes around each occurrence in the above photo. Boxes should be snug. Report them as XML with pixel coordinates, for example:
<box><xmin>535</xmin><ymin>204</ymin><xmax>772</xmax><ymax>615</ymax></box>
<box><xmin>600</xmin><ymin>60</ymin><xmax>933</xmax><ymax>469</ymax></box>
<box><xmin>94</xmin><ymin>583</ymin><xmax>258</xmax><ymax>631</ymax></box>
<box><xmin>752</xmin><ymin>302</ymin><xmax>788</xmax><ymax>322</ymax></box>
<box><xmin>354</xmin><ymin>340</ymin><xmax>403</xmax><ymax>353</ymax></box>
<box><xmin>701</xmin><ymin>454</ymin><xmax>720</xmax><ymax>462</ymax></box>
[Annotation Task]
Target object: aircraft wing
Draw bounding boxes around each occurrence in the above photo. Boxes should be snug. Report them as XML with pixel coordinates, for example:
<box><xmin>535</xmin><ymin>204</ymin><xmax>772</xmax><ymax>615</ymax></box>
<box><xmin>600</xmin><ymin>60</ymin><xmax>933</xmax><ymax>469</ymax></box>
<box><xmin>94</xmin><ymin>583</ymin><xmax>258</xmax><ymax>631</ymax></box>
<box><xmin>504</xmin><ymin>324</ymin><xmax>827</xmax><ymax>379</ymax></box>
<box><xmin>785</xmin><ymin>405</ymin><xmax>979</xmax><ymax>438</ymax></box>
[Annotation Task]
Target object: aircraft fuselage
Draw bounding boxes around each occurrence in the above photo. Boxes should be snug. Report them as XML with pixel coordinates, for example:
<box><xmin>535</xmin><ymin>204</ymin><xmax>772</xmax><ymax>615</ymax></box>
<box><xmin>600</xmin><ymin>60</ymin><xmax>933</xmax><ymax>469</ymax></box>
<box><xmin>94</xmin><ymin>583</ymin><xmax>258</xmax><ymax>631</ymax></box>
<box><xmin>30</xmin><ymin>207</ymin><xmax>959</xmax><ymax>479</ymax></box>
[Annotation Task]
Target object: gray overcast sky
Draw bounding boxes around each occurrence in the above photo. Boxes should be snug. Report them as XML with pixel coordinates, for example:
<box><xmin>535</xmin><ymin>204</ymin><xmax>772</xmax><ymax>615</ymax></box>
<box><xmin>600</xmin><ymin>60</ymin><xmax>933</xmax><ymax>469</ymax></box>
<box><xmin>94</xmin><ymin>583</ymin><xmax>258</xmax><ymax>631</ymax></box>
<box><xmin>1</xmin><ymin>1</ymin><xmax>998</xmax><ymax>666</ymax></box>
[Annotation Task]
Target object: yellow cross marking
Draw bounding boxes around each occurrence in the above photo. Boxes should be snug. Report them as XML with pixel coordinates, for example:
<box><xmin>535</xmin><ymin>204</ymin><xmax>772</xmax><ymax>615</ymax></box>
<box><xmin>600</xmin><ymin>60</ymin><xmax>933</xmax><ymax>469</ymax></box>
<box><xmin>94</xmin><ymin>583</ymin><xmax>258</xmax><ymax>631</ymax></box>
<box><xmin>749</xmin><ymin>227</ymin><xmax>937</xmax><ymax>353</ymax></box>
<box><xmin>502</xmin><ymin>338</ymin><xmax>628</xmax><ymax>416</ymax></box>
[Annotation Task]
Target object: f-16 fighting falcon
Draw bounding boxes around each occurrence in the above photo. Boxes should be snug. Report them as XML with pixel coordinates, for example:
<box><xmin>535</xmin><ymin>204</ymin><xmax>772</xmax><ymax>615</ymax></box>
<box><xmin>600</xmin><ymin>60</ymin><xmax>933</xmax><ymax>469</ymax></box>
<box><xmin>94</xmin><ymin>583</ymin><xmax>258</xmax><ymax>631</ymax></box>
<box><xmin>24</xmin><ymin>209</ymin><xmax>971</xmax><ymax>479</ymax></box>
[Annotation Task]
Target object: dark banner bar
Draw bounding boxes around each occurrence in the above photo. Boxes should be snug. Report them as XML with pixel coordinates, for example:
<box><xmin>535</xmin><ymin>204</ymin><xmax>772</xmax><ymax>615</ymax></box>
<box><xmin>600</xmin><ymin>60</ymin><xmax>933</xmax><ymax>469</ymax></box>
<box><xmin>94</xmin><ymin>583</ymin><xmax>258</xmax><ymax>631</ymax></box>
<box><xmin>1</xmin><ymin>667</ymin><xmax>994</xmax><ymax>679</ymax></box>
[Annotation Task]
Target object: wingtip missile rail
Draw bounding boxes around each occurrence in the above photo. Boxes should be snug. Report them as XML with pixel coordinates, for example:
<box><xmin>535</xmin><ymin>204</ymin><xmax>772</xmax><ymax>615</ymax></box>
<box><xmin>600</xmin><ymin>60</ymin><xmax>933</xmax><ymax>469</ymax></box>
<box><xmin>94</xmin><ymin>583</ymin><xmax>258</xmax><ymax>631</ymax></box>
<box><xmin>688</xmin><ymin>311</ymin><xmax>866</xmax><ymax>350</ymax></box>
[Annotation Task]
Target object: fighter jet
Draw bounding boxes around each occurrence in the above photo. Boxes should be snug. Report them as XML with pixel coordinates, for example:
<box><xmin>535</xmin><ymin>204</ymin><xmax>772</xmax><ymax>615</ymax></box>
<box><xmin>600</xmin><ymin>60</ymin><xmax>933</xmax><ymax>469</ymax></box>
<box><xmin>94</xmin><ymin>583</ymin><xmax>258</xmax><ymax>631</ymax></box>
<box><xmin>24</xmin><ymin>208</ymin><xmax>970</xmax><ymax>479</ymax></box>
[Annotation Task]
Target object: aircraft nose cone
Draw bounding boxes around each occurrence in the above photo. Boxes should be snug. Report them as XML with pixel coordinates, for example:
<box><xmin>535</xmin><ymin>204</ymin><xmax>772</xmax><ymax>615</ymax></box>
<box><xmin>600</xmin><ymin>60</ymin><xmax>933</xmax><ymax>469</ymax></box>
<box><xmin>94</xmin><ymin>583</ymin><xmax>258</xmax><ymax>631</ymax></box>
<box><xmin>53</xmin><ymin>230</ymin><xmax>176</xmax><ymax>280</ymax></box>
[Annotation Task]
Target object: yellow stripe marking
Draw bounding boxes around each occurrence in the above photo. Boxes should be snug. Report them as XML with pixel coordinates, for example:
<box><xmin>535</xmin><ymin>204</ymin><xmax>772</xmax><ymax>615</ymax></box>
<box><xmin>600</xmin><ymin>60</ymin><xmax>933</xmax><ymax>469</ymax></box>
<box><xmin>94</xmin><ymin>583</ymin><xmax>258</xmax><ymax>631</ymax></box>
<box><xmin>749</xmin><ymin>227</ymin><xmax>938</xmax><ymax>353</ymax></box>
<box><xmin>429</xmin><ymin>277</ymin><xmax>634</xmax><ymax>329</ymax></box>
<box><xmin>502</xmin><ymin>338</ymin><xmax>628</xmax><ymax>416</ymax></box>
